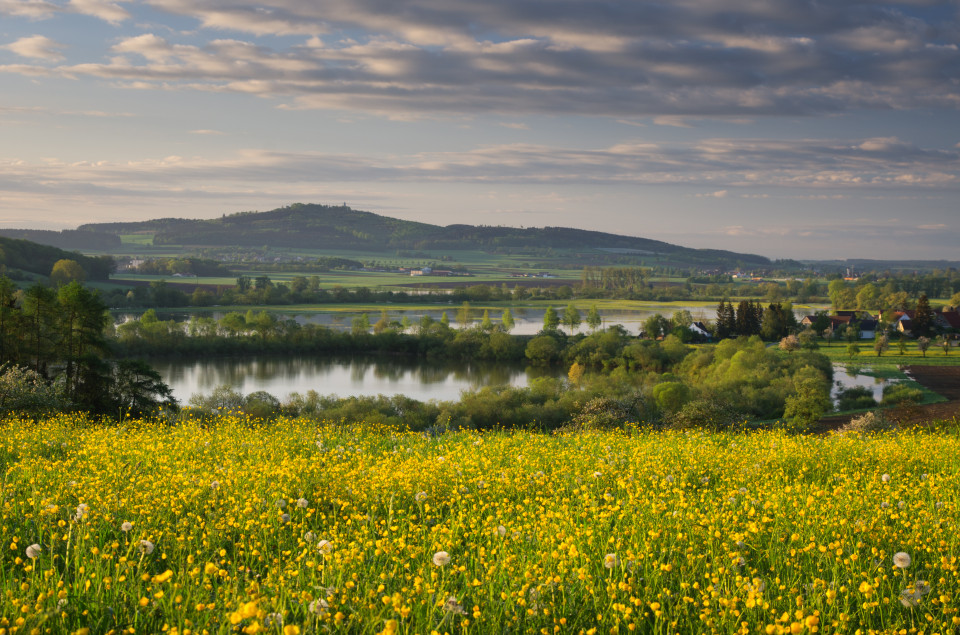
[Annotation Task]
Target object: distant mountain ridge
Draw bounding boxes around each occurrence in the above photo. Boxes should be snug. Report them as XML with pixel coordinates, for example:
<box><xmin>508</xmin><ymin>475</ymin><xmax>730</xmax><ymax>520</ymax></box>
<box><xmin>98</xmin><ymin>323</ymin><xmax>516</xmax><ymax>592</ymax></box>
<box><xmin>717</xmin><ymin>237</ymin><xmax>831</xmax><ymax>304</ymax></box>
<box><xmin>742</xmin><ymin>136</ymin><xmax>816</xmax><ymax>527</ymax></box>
<box><xmin>75</xmin><ymin>203</ymin><xmax>771</xmax><ymax>266</ymax></box>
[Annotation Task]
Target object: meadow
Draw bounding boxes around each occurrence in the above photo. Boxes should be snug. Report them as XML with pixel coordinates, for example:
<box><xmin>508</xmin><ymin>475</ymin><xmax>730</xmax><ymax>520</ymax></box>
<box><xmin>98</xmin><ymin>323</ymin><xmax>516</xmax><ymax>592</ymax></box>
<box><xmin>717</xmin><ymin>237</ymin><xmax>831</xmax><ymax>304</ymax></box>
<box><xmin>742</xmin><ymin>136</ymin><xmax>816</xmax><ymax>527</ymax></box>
<box><xmin>3</xmin><ymin>415</ymin><xmax>960</xmax><ymax>634</ymax></box>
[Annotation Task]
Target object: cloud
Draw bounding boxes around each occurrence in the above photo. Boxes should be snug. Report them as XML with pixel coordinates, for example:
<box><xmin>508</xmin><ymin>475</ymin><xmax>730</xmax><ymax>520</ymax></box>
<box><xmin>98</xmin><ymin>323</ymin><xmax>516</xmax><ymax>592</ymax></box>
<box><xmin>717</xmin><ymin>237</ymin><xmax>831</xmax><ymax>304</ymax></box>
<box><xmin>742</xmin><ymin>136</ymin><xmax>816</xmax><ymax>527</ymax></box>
<box><xmin>1</xmin><ymin>0</ymin><xmax>958</xmax><ymax>118</ymax></box>
<box><xmin>1</xmin><ymin>136</ymin><xmax>956</xmax><ymax>204</ymax></box>
<box><xmin>3</xmin><ymin>35</ymin><xmax>66</xmax><ymax>61</ymax></box>
<box><xmin>189</xmin><ymin>128</ymin><xmax>225</xmax><ymax>135</ymax></box>
<box><xmin>68</xmin><ymin>0</ymin><xmax>130</xmax><ymax>24</ymax></box>
<box><xmin>0</xmin><ymin>0</ymin><xmax>58</xmax><ymax>19</ymax></box>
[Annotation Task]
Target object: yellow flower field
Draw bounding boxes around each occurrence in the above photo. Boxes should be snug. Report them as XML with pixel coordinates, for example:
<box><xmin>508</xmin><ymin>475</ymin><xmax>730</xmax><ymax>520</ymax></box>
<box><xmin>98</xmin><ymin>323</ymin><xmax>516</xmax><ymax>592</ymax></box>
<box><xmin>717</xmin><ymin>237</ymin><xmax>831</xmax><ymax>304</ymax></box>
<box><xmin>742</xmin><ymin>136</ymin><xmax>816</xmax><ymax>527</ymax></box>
<box><xmin>2</xmin><ymin>414</ymin><xmax>960</xmax><ymax>634</ymax></box>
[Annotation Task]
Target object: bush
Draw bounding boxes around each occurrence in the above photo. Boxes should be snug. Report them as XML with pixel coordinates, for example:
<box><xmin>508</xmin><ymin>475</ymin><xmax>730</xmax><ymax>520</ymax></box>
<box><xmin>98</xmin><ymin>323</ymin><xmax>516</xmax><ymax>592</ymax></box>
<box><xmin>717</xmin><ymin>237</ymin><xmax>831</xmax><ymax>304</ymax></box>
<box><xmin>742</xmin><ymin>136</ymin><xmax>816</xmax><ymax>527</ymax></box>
<box><xmin>835</xmin><ymin>386</ymin><xmax>878</xmax><ymax>411</ymax></box>
<box><xmin>0</xmin><ymin>365</ymin><xmax>69</xmax><ymax>417</ymax></box>
<box><xmin>668</xmin><ymin>399</ymin><xmax>744</xmax><ymax>431</ymax></box>
<box><xmin>839</xmin><ymin>411</ymin><xmax>895</xmax><ymax>434</ymax></box>
<box><xmin>881</xmin><ymin>384</ymin><xmax>924</xmax><ymax>406</ymax></box>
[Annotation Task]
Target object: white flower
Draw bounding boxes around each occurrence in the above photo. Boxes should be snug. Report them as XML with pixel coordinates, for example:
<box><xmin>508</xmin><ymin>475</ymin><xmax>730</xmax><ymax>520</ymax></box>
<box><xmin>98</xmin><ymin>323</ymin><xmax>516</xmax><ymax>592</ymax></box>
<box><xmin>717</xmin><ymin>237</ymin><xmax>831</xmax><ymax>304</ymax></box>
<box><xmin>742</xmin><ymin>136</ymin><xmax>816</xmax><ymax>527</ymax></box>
<box><xmin>893</xmin><ymin>552</ymin><xmax>912</xmax><ymax>569</ymax></box>
<box><xmin>264</xmin><ymin>613</ymin><xmax>283</xmax><ymax>627</ymax></box>
<box><xmin>308</xmin><ymin>598</ymin><xmax>329</xmax><ymax>616</ymax></box>
<box><xmin>603</xmin><ymin>553</ymin><xmax>619</xmax><ymax>569</ymax></box>
<box><xmin>25</xmin><ymin>544</ymin><xmax>42</xmax><ymax>559</ymax></box>
<box><xmin>121</xmin><ymin>521</ymin><xmax>133</xmax><ymax>532</ymax></box>
<box><xmin>138</xmin><ymin>540</ymin><xmax>155</xmax><ymax>555</ymax></box>
<box><xmin>900</xmin><ymin>588</ymin><xmax>921</xmax><ymax>608</ymax></box>
<box><xmin>317</xmin><ymin>540</ymin><xmax>333</xmax><ymax>555</ymax></box>
<box><xmin>296</xmin><ymin>498</ymin><xmax>309</xmax><ymax>508</ymax></box>
<box><xmin>432</xmin><ymin>551</ymin><xmax>451</xmax><ymax>566</ymax></box>
<box><xmin>443</xmin><ymin>596</ymin><xmax>466</xmax><ymax>615</ymax></box>
<box><xmin>882</xmin><ymin>473</ymin><xmax>891</xmax><ymax>483</ymax></box>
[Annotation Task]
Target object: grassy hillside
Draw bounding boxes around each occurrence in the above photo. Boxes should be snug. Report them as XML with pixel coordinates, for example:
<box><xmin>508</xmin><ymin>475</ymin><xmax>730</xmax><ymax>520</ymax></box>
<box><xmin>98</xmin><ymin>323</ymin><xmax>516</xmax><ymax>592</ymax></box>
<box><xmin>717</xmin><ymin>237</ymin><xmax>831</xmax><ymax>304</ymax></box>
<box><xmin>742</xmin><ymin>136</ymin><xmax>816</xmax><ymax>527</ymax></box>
<box><xmin>76</xmin><ymin>203</ymin><xmax>770</xmax><ymax>268</ymax></box>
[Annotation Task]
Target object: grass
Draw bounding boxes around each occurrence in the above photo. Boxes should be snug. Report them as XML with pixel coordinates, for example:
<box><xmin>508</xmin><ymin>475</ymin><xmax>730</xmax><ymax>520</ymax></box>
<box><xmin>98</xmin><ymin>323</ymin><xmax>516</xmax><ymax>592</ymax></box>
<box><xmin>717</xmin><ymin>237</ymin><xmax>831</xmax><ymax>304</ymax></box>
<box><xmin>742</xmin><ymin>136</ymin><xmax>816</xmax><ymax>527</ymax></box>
<box><xmin>3</xmin><ymin>414</ymin><xmax>960</xmax><ymax>634</ymax></box>
<box><xmin>816</xmin><ymin>341</ymin><xmax>960</xmax><ymax>367</ymax></box>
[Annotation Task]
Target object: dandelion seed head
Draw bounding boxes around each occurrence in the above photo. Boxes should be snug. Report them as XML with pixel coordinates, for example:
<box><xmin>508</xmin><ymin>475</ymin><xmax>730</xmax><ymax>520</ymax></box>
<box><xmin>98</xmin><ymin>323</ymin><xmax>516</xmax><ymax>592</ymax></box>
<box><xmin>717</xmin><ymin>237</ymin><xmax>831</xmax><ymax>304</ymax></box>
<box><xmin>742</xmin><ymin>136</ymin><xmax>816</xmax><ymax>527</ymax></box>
<box><xmin>25</xmin><ymin>543</ymin><xmax>41</xmax><ymax>559</ymax></box>
<box><xmin>893</xmin><ymin>552</ymin><xmax>912</xmax><ymax>568</ymax></box>
<box><xmin>432</xmin><ymin>550</ymin><xmax>451</xmax><ymax>566</ymax></box>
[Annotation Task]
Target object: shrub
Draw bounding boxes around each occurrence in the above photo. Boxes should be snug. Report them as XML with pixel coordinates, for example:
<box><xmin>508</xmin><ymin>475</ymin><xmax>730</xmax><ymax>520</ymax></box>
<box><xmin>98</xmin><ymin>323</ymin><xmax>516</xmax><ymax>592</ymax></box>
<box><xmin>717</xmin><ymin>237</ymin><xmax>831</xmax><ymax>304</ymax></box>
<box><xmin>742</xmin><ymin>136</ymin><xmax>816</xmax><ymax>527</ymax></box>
<box><xmin>881</xmin><ymin>384</ymin><xmax>924</xmax><ymax>406</ymax></box>
<box><xmin>835</xmin><ymin>386</ymin><xmax>878</xmax><ymax>411</ymax></box>
<box><xmin>0</xmin><ymin>365</ymin><xmax>69</xmax><ymax>417</ymax></box>
<box><xmin>668</xmin><ymin>399</ymin><xmax>744</xmax><ymax>431</ymax></box>
<box><xmin>840</xmin><ymin>411</ymin><xmax>895</xmax><ymax>434</ymax></box>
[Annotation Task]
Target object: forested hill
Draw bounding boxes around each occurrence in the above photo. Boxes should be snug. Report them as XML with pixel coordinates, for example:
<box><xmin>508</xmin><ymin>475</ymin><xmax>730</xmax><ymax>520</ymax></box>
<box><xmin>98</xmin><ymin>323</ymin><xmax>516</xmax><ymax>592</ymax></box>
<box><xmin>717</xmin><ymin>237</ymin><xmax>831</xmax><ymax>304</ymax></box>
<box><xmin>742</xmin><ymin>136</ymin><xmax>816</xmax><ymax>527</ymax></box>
<box><xmin>0</xmin><ymin>236</ymin><xmax>114</xmax><ymax>279</ymax></box>
<box><xmin>75</xmin><ymin>202</ymin><xmax>770</xmax><ymax>265</ymax></box>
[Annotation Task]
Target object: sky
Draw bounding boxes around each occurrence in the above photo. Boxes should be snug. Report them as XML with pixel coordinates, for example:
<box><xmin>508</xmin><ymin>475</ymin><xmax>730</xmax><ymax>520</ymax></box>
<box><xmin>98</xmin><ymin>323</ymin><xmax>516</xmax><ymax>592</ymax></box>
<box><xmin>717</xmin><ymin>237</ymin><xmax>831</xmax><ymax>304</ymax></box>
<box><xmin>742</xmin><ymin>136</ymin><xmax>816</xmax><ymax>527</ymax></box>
<box><xmin>1</xmin><ymin>0</ymin><xmax>959</xmax><ymax>260</ymax></box>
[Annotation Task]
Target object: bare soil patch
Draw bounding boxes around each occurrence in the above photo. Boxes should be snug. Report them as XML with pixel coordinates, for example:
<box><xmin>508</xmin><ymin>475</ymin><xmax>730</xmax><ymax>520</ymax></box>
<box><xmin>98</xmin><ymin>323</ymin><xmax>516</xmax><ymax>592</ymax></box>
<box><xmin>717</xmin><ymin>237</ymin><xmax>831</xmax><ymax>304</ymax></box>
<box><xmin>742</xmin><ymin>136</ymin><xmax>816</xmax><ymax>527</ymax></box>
<box><xmin>816</xmin><ymin>365</ymin><xmax>960</xmax><ymax>430</ymax></box>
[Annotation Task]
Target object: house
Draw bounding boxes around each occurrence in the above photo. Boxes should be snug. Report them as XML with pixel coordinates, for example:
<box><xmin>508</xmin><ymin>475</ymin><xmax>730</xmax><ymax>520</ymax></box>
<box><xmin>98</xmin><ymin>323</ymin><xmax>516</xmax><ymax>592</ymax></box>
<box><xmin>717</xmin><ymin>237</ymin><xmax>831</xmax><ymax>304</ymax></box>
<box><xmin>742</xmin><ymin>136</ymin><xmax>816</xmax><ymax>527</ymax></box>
<box><xmin>689</xmin><ymin>321</ymin><xmax>711</xmax><ymax>339</ymax></box>
<box><xmin>935</xmin><ymin>310</ymin><xmax>960</xmax><ymax>332</ymax></box>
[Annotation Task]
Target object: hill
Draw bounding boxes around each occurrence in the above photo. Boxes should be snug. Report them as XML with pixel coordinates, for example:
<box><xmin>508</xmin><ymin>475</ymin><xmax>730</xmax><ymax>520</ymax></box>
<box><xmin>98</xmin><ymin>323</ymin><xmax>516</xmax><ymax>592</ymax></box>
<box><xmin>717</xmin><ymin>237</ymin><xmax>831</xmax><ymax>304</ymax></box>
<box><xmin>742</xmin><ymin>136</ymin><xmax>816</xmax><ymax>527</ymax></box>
<box><xmin>0</xmin><ymin>235</ymin><xmax>114</xmax><ymax>280</ymax></box>
<box><xmin>75</xmin><ymin>203</ymin><xmax>770</xmax><ymax>267</ymax></box>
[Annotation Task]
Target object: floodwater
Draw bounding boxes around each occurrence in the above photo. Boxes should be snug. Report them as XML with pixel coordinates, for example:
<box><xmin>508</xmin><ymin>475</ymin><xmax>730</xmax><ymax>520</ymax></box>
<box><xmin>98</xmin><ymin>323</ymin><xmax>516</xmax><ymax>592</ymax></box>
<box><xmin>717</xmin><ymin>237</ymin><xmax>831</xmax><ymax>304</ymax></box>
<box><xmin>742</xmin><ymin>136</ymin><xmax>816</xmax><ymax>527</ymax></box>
<box><xmin>152</xmin><ymin>356</ymin><xmax>554</xmax><ymax>404</ymax></box>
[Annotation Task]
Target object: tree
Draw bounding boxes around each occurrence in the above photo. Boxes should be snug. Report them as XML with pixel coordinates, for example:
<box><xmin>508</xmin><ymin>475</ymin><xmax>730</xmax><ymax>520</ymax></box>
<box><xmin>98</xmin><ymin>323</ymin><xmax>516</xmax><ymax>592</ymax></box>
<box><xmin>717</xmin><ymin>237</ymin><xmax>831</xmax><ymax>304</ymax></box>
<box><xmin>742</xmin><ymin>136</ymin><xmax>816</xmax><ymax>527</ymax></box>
<box><xmin>671</xmin><ymin>310</ymin><xmax>693</xmax><ymax>331</ymax></box>
<box><xmin>562</xmin><ymin>305</ymin><xmax>582</xmax><ymax>333</ymax></box>
<box><xmin>715</xmin><ymin>300</ymin><xmax>731</xmax><ymax>339</ymax></box>
<box><xmin>55</xmin><ymin>281</ymin><xmax>108</xmax><ymax>401</ymax></box>
<box><xmin>847</xmin><ymin>343</ymin><xmax>861</xmax><ymax>358</ymax></box>
<box><xmin>373</xmin><ymin>309</ymin><xmax>391</xmax><ymax>334</ymax></box>
<box><xmin>440</xmin><ymin>312</ymin><xmax>450</xmax><ymax>328</ymax></box>
<box><xmin>828</xmin><ymin>279</ymin><xmax>855</xmax><ymax>310</ymax></box>
<box><xmin>941</xmin><ymin>335</ymin><xmax>952</xmax><ymax>356</ymax></box>
<box><xmin>950</xmin><ymin>291</ymin><xmax>960</xmax><ymax>310</ymax></box>
<box><xmin>643</xmin><ymin>314</ymin><xmax>670</xmax><ymax>340</ymax></box>
<box><xmin>457</xmin><ymin>302</ymin><xmax>472</xmax><ymax>329</ymax></box>
<box><xmin>236</xmin><ymin>275</ymin><xmax>251</xmax><ymax>292</ymax></box>
<box><xmin>874</xmin><ymin>333</ymin><xmax>889</xmax><ymax>357</ymax></box>
<box><xmin>542</xmin><ymin>306</ymin><xmax>559</xmax><ymax>331</ymax></box>
<box><xmin>351</xmin><ymin>313</ymin><xmax>370</xmax><ymax>335</ymax></box>
<box><xmin>811</xmin><ymin>311</ymin><xmax>831</xmax><ymax>337</ymax></box>
<box><xmin>480</xmin><ymin>310</ymin><xmax>494</xmax><ymax>331</ymax></box>
<box><xmin>500</xmin><ymin>309</ymin><xmax>515</xmax><ymax>332</ymax></box>
<box><xmin>798</xmin><ymin>329</ymin><xmax>818</xmax><ymax>351</ymax></box>
<box><xmin>113</xmin><ymin>359</ymin><xmax>177</xmax><ymax>417</ymax></box>
<box><xmin>525</xmin><ymin>335</ymin><xmax>560</xmax><ymax>365</ymax></box>
<box><xmin>855</xmin><ymin>283</ymin><xmax>879</xmax><ymax>311</ymax></box>
<box><xmin>49</xmin><ymin>259</ymin><xmax>86</xmax><ymax>286</ymax></box>
<box><xmin>778</xmin><ymin>334</ymin><xmax>800</xmax><ymax>353</ymax></box>
<box><xmin>913</xmin><ymin>294</ymin><xmax>935</xmax><ymax>337</ymax></box>
<box><xmin>417</xmin><ymin>314</ymin><xmax>435</xmax><ymax>335</ymax></box>
<box><xmin>783</xmin><ymin>371</ymin><xmax>831</xmax><ymax>430</ymax></box>
<box><xmin>917</xmin><ymin>336</ymin><xmax>930</xmax><ymax>358</ymax></box>
<box><xmin>586</xmin><ymin>305</ymin><xmax>602</xmax><ymax>331</ymax></box>
<box><xmin>567</xmin><ymin>362</ymin><xmax>585</xmax><ymax>387</ymax></box>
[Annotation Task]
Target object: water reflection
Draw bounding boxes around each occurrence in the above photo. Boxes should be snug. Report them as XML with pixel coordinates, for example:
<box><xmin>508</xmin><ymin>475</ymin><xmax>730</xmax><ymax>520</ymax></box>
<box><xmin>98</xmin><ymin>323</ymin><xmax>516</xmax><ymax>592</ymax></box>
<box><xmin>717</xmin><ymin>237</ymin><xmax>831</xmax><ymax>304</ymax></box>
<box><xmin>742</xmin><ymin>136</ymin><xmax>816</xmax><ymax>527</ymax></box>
<box><xmin>830</xmin><ymin>363</ymin><xmax>900</xmax><ymax>405</ymax></box>
<box><xmin>151</xmin><ymin>356</ymin><xmax>543</xmax><ymax>403</ymax></box>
